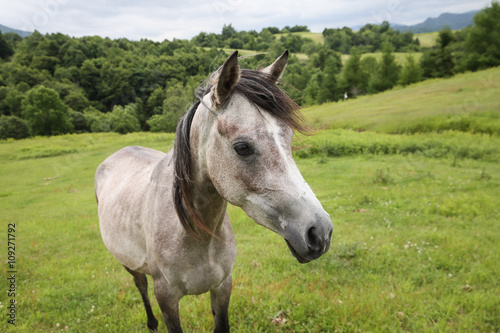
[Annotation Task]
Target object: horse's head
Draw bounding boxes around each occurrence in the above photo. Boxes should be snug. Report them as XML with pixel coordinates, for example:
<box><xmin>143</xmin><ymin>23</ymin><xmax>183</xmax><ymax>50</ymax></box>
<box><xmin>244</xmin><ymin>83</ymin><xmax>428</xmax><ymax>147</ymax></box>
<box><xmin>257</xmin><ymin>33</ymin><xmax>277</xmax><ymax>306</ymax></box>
<box><xmin>187</xmin><ymin>51</ymin><xmax>333</xmax><ymax>263</ymax></box>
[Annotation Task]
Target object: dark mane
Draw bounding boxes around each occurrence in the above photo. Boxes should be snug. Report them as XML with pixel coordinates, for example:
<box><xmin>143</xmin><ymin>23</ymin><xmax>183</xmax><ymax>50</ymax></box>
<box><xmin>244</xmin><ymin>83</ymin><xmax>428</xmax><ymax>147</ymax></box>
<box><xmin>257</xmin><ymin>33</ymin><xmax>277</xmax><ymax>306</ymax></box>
<box><xmin>173</xmin><ymin>68</ymin><xmax>309</xmax><ymax>238</ymax></box>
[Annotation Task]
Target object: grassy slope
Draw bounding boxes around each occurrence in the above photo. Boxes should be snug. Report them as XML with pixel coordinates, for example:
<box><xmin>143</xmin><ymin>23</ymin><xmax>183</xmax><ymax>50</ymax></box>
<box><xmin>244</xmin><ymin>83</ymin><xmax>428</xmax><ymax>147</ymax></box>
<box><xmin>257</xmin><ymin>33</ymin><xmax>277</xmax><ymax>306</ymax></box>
<box><xmin>275</xmin><ymin>31</ymin><xmax>325</xmax><ymax>44</ymax></box>
<box><xmin>1</xmin><ymin>68</ymin><xmax>499</xmax><ymax>332</ymax></box>
<box><xmin>415</xmin><ymin>31</ymin><xmax>439</xmax><ymax>48</ymax></box>
<box><xmin>340</xmin><ymin>51</ymin><xmax>423</xmax><ymax>65</ymax></box>
<box><xmin>304</xmin><ymin>66</ymin><xmax>500</xmax><ymax>134</ymax></box>
<box><xmin>217</xmin><ymin>31</ymin><xmax>432</xmax><ymax>62</ymax></box>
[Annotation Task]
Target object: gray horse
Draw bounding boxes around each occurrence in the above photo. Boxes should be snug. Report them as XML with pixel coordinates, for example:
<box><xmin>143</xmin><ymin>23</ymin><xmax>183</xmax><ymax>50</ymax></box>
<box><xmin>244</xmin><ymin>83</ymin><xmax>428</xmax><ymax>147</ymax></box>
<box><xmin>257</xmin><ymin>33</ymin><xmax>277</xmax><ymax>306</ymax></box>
<box><xmin>95</xmin><ymin>50</ymin><xmax>333</xmax><ymax>332</ymax></box>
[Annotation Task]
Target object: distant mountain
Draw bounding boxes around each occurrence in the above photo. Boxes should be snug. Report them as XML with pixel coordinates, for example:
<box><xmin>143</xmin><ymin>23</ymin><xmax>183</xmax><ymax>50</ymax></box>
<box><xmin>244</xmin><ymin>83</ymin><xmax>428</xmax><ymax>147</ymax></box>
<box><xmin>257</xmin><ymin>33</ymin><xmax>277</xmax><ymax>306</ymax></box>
<box><xmin>0</xmin><ymin>24</ymin><xmax>32</xmax><ymax>37</ymax></box>
<box><xmin>391</xmin><ymin>10</ymin><xmax>478</xmax><ymax>33</ymax></box>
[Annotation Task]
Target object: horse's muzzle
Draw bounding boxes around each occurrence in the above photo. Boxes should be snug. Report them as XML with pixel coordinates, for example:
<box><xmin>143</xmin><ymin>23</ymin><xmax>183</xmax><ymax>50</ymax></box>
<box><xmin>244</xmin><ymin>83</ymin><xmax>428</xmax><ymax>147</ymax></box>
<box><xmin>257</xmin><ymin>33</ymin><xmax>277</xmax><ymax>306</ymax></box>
<box><xmin>285</xmin><ymin>224</ymin><xmax>332</xmax><ymax>264</ymax></box>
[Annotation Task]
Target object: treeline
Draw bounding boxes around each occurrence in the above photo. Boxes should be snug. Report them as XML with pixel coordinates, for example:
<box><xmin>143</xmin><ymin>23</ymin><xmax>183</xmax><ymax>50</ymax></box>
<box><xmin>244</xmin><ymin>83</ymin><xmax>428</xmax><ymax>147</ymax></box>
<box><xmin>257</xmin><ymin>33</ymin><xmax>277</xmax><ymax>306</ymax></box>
<box><xmin>0</xmin><ymin>33</ymin><xmax>222</xmax><ymax>139</ymax></box>
<box><xmin>322</xmin><ymin>22</ymin><xmax>419</xmax><ymax>54</ymax></box>
<box><xmin>0</xmin><ymin>2</ymin><xmax>498</xmax><ymax>139</ymax></box>
<box><xmin>0</xmin><ymin>19</ymin><xmax>420</xmax><ymax>139</ymax></box>
<box><xmin>191</xmin><ymin>22</ymin><xmax>418</xmax><ymax>54</ymax></box>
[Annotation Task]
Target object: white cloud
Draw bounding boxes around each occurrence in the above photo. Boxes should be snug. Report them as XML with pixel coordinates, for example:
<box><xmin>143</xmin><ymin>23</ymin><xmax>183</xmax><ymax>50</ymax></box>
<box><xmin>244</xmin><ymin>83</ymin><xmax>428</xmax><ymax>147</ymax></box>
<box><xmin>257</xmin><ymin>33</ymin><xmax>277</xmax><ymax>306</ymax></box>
<box><xmin>0</xmin><ymin>0</ymin><xmax>489</xmax><ymax>40</ymax></box>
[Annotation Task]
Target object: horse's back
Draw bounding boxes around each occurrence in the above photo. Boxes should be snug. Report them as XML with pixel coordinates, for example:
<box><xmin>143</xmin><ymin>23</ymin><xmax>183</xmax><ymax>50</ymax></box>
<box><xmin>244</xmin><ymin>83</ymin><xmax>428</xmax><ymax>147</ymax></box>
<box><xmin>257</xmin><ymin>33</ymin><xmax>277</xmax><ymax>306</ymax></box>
<box><xmin>95</xmin><ymin>146</ymin><xmax>167</xmax><ymax>273</ymax></box>
<box><xmin>95</xmin><ymin>146</ymin><xmax>165</xmax><ymax>190</ymax></box>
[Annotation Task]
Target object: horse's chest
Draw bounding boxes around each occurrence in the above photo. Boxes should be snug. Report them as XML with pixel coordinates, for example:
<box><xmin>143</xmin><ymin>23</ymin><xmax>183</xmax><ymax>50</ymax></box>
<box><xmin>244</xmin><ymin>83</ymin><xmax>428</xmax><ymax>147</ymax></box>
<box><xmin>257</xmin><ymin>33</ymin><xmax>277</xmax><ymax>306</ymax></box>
<box><xmin>181</xmin><ymin>261</ymin><xmax>229</xmax><ymax>295</ymax></box>
<box><xmin>163</xmin><ymin>243</ymin><xmax>236</xmax><ymax>295</ymax></box>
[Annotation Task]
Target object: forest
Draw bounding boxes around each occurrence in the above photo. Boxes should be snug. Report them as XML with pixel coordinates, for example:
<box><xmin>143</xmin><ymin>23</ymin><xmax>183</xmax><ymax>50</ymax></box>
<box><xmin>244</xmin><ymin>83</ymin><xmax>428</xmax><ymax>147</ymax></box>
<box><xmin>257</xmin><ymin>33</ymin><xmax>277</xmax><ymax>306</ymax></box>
<box><xmin>0</xmin><ymin>2</ymin><xmax>498</xmax><ymax>139</ymax></box>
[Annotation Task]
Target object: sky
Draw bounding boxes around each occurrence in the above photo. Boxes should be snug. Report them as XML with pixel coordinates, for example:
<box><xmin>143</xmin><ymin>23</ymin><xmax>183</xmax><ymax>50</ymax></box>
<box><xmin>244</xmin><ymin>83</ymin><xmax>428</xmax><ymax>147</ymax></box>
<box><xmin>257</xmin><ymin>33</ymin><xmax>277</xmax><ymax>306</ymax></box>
<box><xmin>0</xmin><ymin>0</ymin><xmax>491</xmax><ymax>41</ymax></box>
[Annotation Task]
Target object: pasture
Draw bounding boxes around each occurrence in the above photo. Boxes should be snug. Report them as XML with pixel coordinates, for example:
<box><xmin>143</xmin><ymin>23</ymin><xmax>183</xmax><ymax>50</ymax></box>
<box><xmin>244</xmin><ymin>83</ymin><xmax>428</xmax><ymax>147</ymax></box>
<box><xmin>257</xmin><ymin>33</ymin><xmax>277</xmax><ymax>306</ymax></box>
<box><xmin>1</xmin><ymin>69</ymin><xmax>499</xmax><ymax>331</ymax></box>
<box><xmin>306</xmin><ymin>66</ymin><xmax>500</xmax><ymax>135</ymax></box>
<box><xmin>416</xmin><ymin>32</ymin><xmax>439</xmax><ymax>48</ymax></box>
<box><xmin>340</xmin><ymin>52</ymin><xmax>423</xmax><ymax>66</ymax></box>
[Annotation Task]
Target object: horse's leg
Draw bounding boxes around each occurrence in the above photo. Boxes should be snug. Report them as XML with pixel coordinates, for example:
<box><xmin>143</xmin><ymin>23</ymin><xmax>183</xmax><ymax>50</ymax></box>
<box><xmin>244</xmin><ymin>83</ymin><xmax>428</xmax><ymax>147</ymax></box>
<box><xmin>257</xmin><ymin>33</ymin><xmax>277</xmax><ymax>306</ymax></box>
<box><xmin>124</xmin><ymin>266</ymin><xmax>159</xmax><ymax>332</ymax></box>
<box><xmin>210</xmin><ymin>275</ymin><xmax>232</xmax><ymax>333</ymax></box>
<box><xmin>153</xmin><ymin>277</ymin><xmax>183</xmax><ymax>333</ymax></box>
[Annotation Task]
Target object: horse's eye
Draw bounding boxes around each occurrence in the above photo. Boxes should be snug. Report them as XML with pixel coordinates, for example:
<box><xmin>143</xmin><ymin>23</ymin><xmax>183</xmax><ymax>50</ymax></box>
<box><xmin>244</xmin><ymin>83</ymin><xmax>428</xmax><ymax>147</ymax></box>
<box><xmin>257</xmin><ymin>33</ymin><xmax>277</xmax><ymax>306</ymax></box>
<box><xmin>233</xmin><ymin>142</ymin><xmax>253</xmax><ymax>156</ymax></box>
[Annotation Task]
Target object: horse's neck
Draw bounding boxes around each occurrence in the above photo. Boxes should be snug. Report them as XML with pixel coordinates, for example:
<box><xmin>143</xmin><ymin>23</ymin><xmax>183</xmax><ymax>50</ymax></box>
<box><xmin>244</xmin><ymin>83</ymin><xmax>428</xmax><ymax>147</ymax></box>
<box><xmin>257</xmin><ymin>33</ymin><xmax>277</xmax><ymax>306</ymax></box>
<box><xmin>189</xmin><ymin>106</ymin><xmax>228</xmax><ymax>235</ymax></box>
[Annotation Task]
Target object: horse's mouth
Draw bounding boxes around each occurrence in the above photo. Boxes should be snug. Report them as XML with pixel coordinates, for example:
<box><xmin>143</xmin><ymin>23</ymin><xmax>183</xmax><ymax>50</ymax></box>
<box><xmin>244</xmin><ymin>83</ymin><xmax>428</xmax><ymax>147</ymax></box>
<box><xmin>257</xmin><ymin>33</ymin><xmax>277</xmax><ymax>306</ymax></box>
<box><xmin>285</xmin><ymin>240</ymin><xmax>311</xmax><ymax>264</ymax></box>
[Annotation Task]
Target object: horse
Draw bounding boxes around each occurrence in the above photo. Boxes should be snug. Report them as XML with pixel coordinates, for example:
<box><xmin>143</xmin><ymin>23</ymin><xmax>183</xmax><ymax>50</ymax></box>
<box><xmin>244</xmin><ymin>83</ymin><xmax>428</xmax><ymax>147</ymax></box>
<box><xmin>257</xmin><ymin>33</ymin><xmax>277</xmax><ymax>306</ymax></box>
<box><xmin>95</xmin><ymin>50</ymin><xmax>333</xmax><ymax>332</ymax></box>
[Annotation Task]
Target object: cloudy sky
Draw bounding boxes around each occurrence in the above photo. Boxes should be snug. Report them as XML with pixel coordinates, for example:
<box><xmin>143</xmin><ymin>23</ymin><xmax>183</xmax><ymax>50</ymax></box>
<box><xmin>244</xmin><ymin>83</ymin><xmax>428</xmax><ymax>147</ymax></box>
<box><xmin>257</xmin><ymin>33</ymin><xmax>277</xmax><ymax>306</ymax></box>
<box><xmin>0</xmin><ymin>0</ymin><xmax>491</xmax><ymax>41</ymax></box>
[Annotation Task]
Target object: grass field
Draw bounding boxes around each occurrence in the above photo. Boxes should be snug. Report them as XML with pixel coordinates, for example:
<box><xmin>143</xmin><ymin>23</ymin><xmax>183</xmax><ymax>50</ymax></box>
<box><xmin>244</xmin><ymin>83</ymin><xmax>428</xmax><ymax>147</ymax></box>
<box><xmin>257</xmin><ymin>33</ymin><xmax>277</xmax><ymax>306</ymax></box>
<box><xmin>340</xmin><ymin>52</ymin><xmax>423</xmax><ymax>66</ymax></box>
<box><xmin>415</xmin><ymin>32</ymin><xmax>439</xmax><ymax>48</ymax></box>
<box><xmin>275</xmin><ymin>31</ymin><xmax>325</xmax><ymax>44</ymax></box>
<box><xmin>305</xmin><ymin>66</ymin><xmax>500</xmax><ymax>135</ymax></box>
<box><xmin>1</xmin><ymin>67</ymin><xmax>499</xmax><ymax>332</ymax></box>
<box><xmin>274</xmin><ymin>31</ymin><xmax>434</xmax><ymax>48</ymax></box>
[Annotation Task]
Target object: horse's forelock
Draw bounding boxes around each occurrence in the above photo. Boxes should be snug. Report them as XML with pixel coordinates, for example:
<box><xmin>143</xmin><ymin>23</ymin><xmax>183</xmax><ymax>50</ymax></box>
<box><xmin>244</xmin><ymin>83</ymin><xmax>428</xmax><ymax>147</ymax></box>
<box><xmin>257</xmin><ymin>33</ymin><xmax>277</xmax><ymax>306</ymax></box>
<box><xmin>235</xmin><ymin>69</ymin><xmax>310</xmax><ymax>135</ymax></box>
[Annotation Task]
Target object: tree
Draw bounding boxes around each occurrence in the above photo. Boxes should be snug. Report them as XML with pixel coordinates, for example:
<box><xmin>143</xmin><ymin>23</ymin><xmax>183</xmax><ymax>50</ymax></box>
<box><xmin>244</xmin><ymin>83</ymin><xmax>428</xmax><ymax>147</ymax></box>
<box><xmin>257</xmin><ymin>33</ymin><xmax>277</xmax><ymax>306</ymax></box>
<box><xmin>84</xmin><ymin>106</ymin><xmax>111</xmax><ymax>133</ymax></box>
<box><xmin>21</xmin><ymin>86</ymin><xmax>72</xmax><ymax>136</ymax></box>
<box><xmin>339</xmin><ymin>51</ymin><xmax>370</xmax><ymax>96</ymax></box>
<box><xmin>148</xmin><ymin>82</ymin><xmax>192</xmax><ymax>132</ymax></box>
<box><xmin>146</xmin><ymin>86</ymin><xmax>166</xmax><ymax>116</ymax></box>
<box><xmin>316</xmin><ymin>56</ymin><xmax>342</xmax><ymax>103</ymax></box>
<box><xmin>3</xmin><ymin>89</ymin><xmax>25</xmax><ymax>117</ymax></box>
<box><xmin>108</xmin><ymin>104</ymin><xmax>140</xmax><ymax>134</ymax></box>
<box><xmin>68</xmin><ymin>110</ymin><xmax>88</xmax><ymax>133</ymax></box>
<box><xmin>399</xmin><ymin>54</ymin><xmax>422</xmax><ymax>86</ymax></box>
<box><xmin>303</xmin><ymin>74</ymin><xmax>321</xmax><ymax>105</ymax></box>
<box><xmin>0</xmin><ymin>32</ymin><xmax>14</xmax><ymax>60</ymax></box>
<box><xmin>0</xmin><ymin>115</ymin><xmax>30</xmax><ymax>139</ymax></box>
<box><xmin>463</xmin><ymin>1</ymin><xmax>500</xmax><ymax>70</ymax></box>
<box><xmin>79</xmin><ymin>59</ymin><xmax>100</xmax><ymax>101</ymax></box>
<box><xmin>64</xmin><ymin>90</ymin><xmax>90</xmax><ymax>112</ymax></box>
<box><xmin>221</xmin><ymin>24</ymin><xmax>237</xmax><ymax>41</ymax></box>
<box><xmin>420</xmin><ymin>27</ymin><xmax>455</xmax><ymax>78</ymax></box>
<box><xmin>368</xmin><ymin>42</ymin><xmax>401</xmax><ymax>93</ymax></box>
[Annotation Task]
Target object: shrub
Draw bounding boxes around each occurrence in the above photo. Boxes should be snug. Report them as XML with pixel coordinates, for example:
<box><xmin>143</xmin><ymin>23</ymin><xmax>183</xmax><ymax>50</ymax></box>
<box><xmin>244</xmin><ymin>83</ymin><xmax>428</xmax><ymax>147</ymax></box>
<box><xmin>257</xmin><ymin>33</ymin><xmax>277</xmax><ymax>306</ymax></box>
<box><xmin>68</xmin><ymin>110</ymin><xmax>88</xmax><ymax>133</ymax></box>
<box><xmin>21</xmin><ymin>86</ymin><xmax>72</xmax><ymax>136</ymax></box>
<box><xmin>0</xmin><ymin>115</ymin><xmax>30</xmax><ymax>139</ymax></box>
<box><xmin>108</xmin><ymin>105</ymin><xmax>140</xmax><ymax>134</ymax></box>
<box><xmin>84</xmin><ymin>107</ymin><xmax>111</xmax><ymax>133</ymax></box>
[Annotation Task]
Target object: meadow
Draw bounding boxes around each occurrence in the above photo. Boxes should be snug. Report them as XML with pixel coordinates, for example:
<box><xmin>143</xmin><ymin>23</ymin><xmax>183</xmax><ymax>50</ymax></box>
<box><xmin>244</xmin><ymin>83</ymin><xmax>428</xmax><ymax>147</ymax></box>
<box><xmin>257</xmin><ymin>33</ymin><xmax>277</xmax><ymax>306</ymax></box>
<box><xmin>305</xmin><ymin>67</ymin><xmax>500</xmax><ymax>135</ymax></box>
<box><xmin>1</xmin><ymin>67</ymin><xmax>499</xmax><ymax>332</ymax></box>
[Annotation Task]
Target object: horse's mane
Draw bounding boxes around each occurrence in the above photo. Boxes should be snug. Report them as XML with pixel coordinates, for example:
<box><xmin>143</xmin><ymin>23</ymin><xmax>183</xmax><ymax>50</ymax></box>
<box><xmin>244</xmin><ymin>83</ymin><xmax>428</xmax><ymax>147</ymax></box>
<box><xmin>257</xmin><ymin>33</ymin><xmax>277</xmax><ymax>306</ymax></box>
<box><xmin>173</xmin><ymin>68</ymin><xmax>309</xmax><ymax>238</ymax></box>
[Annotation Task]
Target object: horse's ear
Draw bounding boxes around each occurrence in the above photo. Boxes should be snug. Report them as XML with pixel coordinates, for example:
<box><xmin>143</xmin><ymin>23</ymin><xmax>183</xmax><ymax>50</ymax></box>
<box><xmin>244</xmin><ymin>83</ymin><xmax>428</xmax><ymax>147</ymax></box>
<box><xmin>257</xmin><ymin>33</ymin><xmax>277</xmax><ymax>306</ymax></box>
<box><xmin>212</xmin><ymin>50</ymin><xmax>240</xmax><ymax>108</ymax></box>
<box><xmin>261</xmin><ymin>50</ymin><xmax>289</xmax><ymax>83</ymax></box>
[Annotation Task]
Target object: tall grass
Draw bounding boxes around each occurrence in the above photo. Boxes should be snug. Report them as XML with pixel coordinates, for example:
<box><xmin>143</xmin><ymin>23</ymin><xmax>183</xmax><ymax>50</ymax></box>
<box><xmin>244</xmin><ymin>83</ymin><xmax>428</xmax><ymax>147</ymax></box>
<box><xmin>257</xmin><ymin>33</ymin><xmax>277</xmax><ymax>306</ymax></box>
<box><xmin>294</xmin><ymin>129</ymin><xmax>500</xmax><ymax>162</ymax></box>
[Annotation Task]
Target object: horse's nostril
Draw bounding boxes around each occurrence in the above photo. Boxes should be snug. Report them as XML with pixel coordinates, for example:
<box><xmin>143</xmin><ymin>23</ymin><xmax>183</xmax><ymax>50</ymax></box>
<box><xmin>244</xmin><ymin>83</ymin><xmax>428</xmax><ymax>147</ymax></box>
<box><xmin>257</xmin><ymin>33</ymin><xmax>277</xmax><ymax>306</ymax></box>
<box><xmin>307</xmin><ymin>227</ymin><xmax>321</xmax><ymax>252</ymax></box>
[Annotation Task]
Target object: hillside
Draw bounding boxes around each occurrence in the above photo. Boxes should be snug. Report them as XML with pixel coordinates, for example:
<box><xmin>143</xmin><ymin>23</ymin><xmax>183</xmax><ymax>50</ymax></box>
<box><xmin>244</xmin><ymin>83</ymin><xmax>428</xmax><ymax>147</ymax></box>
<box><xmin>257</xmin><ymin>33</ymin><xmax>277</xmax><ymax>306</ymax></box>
<box><xmin>304</xmin><ymin>66</ymin><xmax>500</xmax><ymax>135</ymax></box>
<box><xmin>391</xmin><ymin>10</ymin><xmax>478</xmax><ymax>33</ymax></box>
<box><xmin>0</xmin><ymin>24</ymin><xmax>32</xmax><ymax>37</ymax></box>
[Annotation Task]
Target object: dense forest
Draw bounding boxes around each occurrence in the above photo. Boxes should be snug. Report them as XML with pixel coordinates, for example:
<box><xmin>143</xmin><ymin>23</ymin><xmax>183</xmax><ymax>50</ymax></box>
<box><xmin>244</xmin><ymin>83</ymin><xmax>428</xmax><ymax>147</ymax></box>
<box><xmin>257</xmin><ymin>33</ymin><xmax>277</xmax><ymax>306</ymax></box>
<box><xmin>0</xmin><ymin>2</ymin><xmax>498</xmax><ymax>139</ymax></box>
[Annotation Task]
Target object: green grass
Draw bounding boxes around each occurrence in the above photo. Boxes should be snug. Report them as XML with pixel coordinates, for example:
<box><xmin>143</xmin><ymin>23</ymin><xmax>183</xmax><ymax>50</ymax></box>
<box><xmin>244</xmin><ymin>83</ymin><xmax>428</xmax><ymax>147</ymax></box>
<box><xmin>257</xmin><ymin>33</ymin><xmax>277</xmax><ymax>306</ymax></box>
<box><xmin>415</xmin><ymin>32</ymin><xmax>439</xmax><ymax>48</ymax></box>
<box><xmin>341</xmin><ymin>52</ymin><xmax>423</xmax><ymax>65</ymax></box>
<box><xmin>275</xmin><ymin>31</ymin><xmax>325</xmax><ymax>44</ymax></box>
<box><xmin>305</xmin><ymin>66</ymin><xmax>500</xmax><ymax>135</ymax></box>
<box><xmin>1</xmin><ymin>131</ymin><xmax>499</xmax><ymax>332</ymax></box>
<box><xmin>1</xmin><ymin>67</ymin><xmax>500</xmax><ymax>331</ymax></box>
